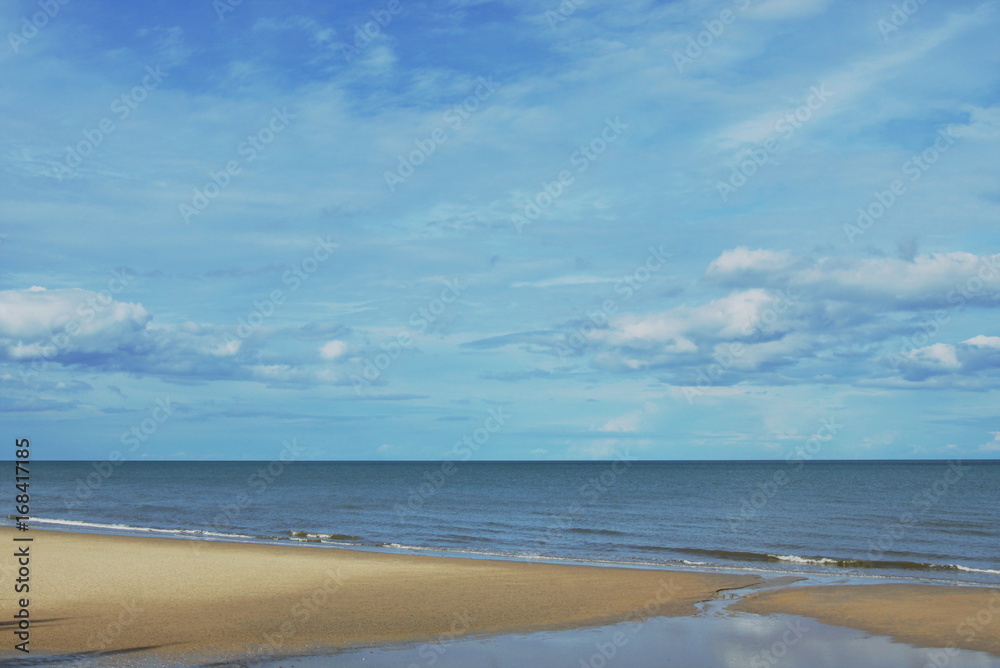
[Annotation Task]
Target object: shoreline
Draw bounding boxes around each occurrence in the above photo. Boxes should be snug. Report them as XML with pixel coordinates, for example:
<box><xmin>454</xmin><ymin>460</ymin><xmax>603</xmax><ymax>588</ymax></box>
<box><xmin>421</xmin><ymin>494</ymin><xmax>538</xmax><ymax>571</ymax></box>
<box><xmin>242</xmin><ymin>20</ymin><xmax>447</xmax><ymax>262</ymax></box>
<box><xmin>11</xmin><ymin>519</ymin><xmax>999</xmax><ymax>587</ymax></box>
<box><xmin>3</xmin><ymin>527</ymin><xmax>999</xmax><ymax>664</ymax></box>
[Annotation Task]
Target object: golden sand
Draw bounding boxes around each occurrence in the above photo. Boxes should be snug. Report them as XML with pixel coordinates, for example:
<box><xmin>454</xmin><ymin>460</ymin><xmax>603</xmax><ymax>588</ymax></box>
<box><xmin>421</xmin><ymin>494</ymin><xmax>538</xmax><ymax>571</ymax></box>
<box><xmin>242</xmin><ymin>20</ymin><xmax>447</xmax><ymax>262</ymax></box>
<box><xmin>732</xmin><ymin>583</ymin><xmax>1000</xmax><ymax>656</ymax></box>
<box><xmin>3</xmin><ymin>528</ymin><xmax>755</xmax><ymax>661</ymax></box>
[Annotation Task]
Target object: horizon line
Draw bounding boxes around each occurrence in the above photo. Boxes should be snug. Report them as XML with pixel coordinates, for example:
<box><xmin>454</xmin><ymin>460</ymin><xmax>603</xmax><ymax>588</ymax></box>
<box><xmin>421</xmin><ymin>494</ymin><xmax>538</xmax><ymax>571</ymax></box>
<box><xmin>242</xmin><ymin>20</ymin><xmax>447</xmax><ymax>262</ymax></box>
<box><xmin>12</xmin><ymin>458</ymin><xmax>1000</xmax><ymax>463</ymax></box>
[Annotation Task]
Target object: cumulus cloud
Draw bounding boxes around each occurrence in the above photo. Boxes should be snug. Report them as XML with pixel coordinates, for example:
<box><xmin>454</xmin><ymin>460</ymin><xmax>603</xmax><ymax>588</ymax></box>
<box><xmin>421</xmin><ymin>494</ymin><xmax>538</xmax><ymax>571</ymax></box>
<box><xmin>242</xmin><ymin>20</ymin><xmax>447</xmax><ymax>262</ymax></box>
<box><xmin>710</xmin><ymin>251</ymin><xmax>1000</xmax><ymax>309</ymax></box>
<box><xmin>895</xmin><ymin>343</ymin><xmax>962</xmax><ymax>379</ymax></box>
<box><xmin>584</xmin><ymin>288</ymin><xmax>798</xmax><ymax>372</ymax></box>
<box><xmin>0</xmin><ymin>287</ymin><xmax>150</xmax><ymax>360</ymax></box>
<box><xmin>8</xmin><ymin>246</ymin><xmax>999</xmax><ymax>394</ymax></box>
<box><xmin>798</xmin><ymin>253</ymin><xmax>1000</xmax><ymax>308</ymax></box>
<box><xmin>891</xmin><ymin>336</ymin><xmax>1000</xmax><ymax>381</ymax></box>
<box><xmin>593</xmin><ymin>289</ymin><xmax>792</xmax><ymax>348</ymax></box>
<box><xmin>0</xmin><ymin>286</ymin><xmax>357</xmax><ymax>386</ymax></box>
<box><xmin>965</xmin><ymin>335</ymin><xmax>1000</xmax><ymax>349</ymax></box>
<box><xmin>511</xmin><ymin>249</ymin><xmax>1000</xmax><ymax>389</ymax></box>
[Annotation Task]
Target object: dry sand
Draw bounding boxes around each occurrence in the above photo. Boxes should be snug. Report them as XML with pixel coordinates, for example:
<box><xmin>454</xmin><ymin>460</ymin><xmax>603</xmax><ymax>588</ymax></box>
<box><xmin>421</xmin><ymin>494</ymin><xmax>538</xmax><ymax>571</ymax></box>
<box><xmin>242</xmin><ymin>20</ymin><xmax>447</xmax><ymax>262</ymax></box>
<box><xmin>732</xmin><ymin>583</ymin><xmax>1000</xmax><ymax>656</ymax></box>
<box><xmin>2</xmin><ymin>528</ymin><xmax>755</xmax><ymax>662</ymax></box>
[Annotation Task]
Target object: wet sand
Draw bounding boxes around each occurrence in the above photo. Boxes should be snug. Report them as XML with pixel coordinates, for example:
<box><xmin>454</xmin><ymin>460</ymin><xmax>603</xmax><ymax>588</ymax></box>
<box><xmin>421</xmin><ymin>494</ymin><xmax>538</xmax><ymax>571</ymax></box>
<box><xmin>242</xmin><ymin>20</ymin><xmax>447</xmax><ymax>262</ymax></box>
<box><xmin>732</xmin><ymin>583</ymin><xmax>1000</xmax><ymax>656</ymax></box>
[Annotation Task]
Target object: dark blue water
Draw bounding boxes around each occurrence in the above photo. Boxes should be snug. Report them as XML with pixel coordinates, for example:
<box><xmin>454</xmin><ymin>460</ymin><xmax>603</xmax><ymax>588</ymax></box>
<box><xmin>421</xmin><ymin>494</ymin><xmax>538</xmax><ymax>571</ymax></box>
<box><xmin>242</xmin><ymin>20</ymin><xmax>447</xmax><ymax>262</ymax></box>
<box><xmin>7</xmin><ymin>460</ymin><xmax>999</xmax><ymax>584</ymax></box>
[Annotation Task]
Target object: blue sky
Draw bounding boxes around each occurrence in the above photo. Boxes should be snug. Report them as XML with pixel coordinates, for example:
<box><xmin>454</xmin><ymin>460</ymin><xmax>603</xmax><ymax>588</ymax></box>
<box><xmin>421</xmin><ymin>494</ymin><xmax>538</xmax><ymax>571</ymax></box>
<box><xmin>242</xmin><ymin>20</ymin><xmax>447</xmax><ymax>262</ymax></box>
<box><xmin>2</xmin><ymin>0</ymin><xmax>998</xmax><ymax>461</ymax></box>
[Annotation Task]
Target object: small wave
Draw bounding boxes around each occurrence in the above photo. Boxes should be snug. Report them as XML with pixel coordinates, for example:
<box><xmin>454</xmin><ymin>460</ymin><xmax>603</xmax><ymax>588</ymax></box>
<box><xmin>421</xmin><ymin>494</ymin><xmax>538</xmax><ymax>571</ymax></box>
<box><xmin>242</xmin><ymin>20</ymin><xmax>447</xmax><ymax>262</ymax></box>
<box><xmin>951</xmin><ymin>565</ymin><xmax>1000</xmax><ymax>575</ymax></box>
<box><xmin>13</xmin><ymin>517</ymin><xmax>245</xmax><ymax>540</ymax></box>
<box><xmin>675</xmin><ymin>547</ymin><xmax>779</xmax><ymax>563</ymax></box>
<box><xmin>768</xmin><ymin>554</ymin><xmax>841</xmax><ymax>566</ymax></box>
<box><xmin>10</xmin><ymin>518</ymin><xmax>382</xmax><ymax>548</ymax></box>
<box><xmin>660</xmin><ymin>547</ymin><xmax>1000</xmax><ymax>577</ymax></box>
<box><xmin>766</xmin><ymin>554</ymin><xmax>1000</xmax><ymax>575</ymax></box>
<box><xmin>289</xmin><ymin>530</ymin><xmax>364</xmax><ymax>542</ymax></box>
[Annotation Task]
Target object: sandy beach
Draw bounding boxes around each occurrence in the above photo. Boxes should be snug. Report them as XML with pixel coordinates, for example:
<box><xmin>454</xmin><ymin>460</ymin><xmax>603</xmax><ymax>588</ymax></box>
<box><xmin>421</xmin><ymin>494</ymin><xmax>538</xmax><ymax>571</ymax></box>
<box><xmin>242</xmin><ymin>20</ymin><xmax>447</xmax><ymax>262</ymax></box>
<box><xmin>4</xmin><ymin>527</ymin><xmax>999</xmax><ymax>664</ymax></box>
<box><xmin>733</xmin><ymin>583</ymin><xmax>1000</xmax><ymax>656</ymax></box>
<box><xmin>2</xmin><ymin>528</ymin><xmax>754</xmax><ymax>662</ymax></box>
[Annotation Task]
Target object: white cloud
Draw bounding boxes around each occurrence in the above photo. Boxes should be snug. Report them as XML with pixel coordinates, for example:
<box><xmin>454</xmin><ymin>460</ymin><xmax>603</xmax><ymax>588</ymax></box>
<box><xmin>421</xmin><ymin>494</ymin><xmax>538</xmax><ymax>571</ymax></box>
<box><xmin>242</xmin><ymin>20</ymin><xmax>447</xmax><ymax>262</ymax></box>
<box><xmin>799</xmin><ymin>253</ymin><xmax>995</xmax><ymax>301</ymax></box>
<box><xmin>716</xmin><ymin>331</ymin><xmax>814</xmax><ymax>372</ymax></box>
<box><xmin>8</xmin><ymin>342</ymin><xmax>58</xmax><ymax>359</ymax></box>
<box><xmin>0</xmin><ymin>287</ymin><xmax>356</xmax><ymax>386</ymax></box>
<box><xmin>892</xmin><ymin>336</ymin><xmax>1000</xmax><ymax>382</ymax></box>
<box><xmin>707</xmin><ymin>247</ymin><xmax>795</xmax><ymax>276</ymax></box>
<box><xmin>709</xmin><ymin>249</ymin><xmax>1000</xmax><ymax>309</ymax></box>
<box><xmin>319</xmin><ymin>340</ymin><xmax>348</xmax><ymax>359</ymax></box>
<box><xmin>212</xmin><ymin>338</ymin><xmax>242</xmax><ymax>357</ymax></box>
<box><xmin>593</xmin><ymin>288</ymin><xmax>791</xmax><ymax>350</ymax></box>
<box><xmin>964</xmin><ymin>335</ymin><xmax>1000</xmax><ymax>349</ymax></box>
<box><xmin>557</xmin><ymin>249</ymin><xmax>1000</xmax><ymax>387</ymax></box>
<box><xmin>904</xmin><ymin>343</ymin><xmax>961</xmax><ymax>370</ymax></box>
<box><xmin>950</xmin><ymin>105</ymin><xmax>1000</xmax><ymax>140</ymax></box>
<box><xmin>599</xmin><ymin>410</ymin><xmax>642</xmax><ymax>433</ymax></box>
<box><xmin>0</xmin><ymin>287</ymin><xmax>150</xmax><ymax>357</ymax></box>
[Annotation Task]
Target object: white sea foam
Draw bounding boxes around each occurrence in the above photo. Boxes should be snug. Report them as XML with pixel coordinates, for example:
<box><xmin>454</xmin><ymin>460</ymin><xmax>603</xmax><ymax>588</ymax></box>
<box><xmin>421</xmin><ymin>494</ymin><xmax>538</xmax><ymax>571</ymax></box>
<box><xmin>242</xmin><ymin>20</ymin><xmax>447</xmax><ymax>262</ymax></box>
<box><xmin>19</xmin><ymin>517</ymin><xmax>246</xmax><ymax>541</ymax></box>
<box><xmin>950</xmin><ymin>565</ymin><xmax>1000</xmax><ymax>575</ymax></box>
<box><xmin>769</xmin><ymin>554</ymin><xmax>839</xmax><ymax>566</ymax></box>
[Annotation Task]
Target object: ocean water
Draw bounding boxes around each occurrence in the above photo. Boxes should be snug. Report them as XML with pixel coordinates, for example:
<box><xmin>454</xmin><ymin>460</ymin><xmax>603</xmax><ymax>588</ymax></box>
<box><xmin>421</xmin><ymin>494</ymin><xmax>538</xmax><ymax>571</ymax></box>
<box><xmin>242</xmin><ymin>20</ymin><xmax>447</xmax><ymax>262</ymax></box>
<box><xmin>8</xmin><ymin>460</ymin><xmax>1000</xmax><ymax>585</ymax></box>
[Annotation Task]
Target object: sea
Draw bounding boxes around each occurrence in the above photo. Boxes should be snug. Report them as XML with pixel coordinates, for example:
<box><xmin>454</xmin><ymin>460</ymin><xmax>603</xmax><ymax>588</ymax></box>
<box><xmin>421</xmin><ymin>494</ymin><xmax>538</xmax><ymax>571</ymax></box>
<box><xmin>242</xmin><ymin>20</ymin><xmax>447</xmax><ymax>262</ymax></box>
<box><xmin>8</xmin><ymin>459</ymin><xmax>999</xmax><ymax>586</ymax></box>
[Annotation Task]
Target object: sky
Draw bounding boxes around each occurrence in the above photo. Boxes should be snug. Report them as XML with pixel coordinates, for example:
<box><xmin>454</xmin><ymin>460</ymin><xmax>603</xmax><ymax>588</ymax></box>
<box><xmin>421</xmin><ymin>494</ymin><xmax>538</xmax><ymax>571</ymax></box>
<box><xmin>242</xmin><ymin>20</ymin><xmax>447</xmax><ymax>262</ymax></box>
<box><xmin>1</xmin><ymin>0</ymin><xmax>998</xmax><ymax>461</ymax></box>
